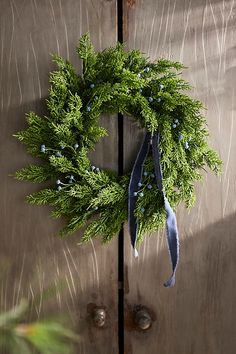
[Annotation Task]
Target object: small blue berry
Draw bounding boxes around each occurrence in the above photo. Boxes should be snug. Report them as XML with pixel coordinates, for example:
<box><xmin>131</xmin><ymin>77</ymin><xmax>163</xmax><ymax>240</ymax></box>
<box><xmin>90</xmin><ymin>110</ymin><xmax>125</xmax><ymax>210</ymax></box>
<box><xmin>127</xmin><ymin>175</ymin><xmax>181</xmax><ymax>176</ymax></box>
<box><xmin>147</xmin><ymin>184</ymin><xmax>152</xmax><ymax>189</ymax></box>
<box><xmin>139</xmin><ymin>88</ymin><xmax>143</xmax><ymax>93</ymax></box>
<box><xmin>56</xmin><ymin>179</ymin><xmax>61</xmax><ymax>185</ymax></box>
<box><xmin>160</xmin><ymin>84</ymin><xmax>164</xmax><ymax>90</ymax></box>
<box><xmin>55</xmin><ymin>151</ymin><xmax>62</xmax><ymax>157</ymax></box>
<box><xmin>139</xmin><ymin>192</ymin><xmax>144</xmax><ymax>197</ymax></box>
<box><xmin>141</xmin><ymin>207</ymin><xmax>145</xmax><ymax>213</ymax></box>
<box><xmin>90</xmin><ymin>83</ymin><xmax>95</xmax><ymax>89</ymax></box>
<box><xmin>138</xmin><ymin>182</ymin><xmax>142</xmax><ymax>187</ymax></box>
<box><xmin>172</xmin><ymin>124</ymin><xmax>177</xmax><ymax>129</ymax></box>
<box><xmin>94</xmin><ymin>206</ymin><xmax>98</xmax><ymax>210</ymax></box>
<box><xmin>96</xmin><ymin>167</ymin><xmax>100</xmax><ymax>172</ymax></box>
<box><xmin>184</xmin><ymin>142</ymin><xmax>189</xmax><ymax>149</ymax></box>
<box><xmin>175</xmin><ymin>119</ymin><xmax>179</xmax><ymax>123</ymax></box>
<box><xmin>137</xmin><ymin>73</ymin><xmax>141</xmax><ymax>78</ymax></box>
<box><xmin>148</xmin><ymin>97</ymin><xmax>154</xmax><ymax>103</ymax></box>
<box><xmin>92</xmin><ymin>166</ymin><xmax>96</xmax><ymax>170</ymax></box>
<box><xmin>157</xmin><ymin>98</ymin><xmax>161</xmax><ymax>103</ymax></box>
<box><xmin>40</xmin><ymin>144</ymin><xmax>46</xmax><ymax>153</ymax></box>
<box><xmin>94</xmin><ymin>95</ymin><xmax>98</xmax><ymax>100</ymax></box>
<box><xmin>69</xmin><ymin>176</ymin><xmax>74</xmax><ymax>183</ymax></box>
<box><xmin>178</xmin><ymin>135</ymin><xmax>183</xmax><ymax>141</ymax></box>
<box><xmin>74</xmin><ymin>143</ymin><xmax>79</xmax><ymax>149</ymax></box>
<box><xmin>134</xmin><ymin>192</ymin><xmax>138</xmax><ymax>197</ymax></box>
<box><xmin>145</xmin><ymin>67</ymin><xmax>150</xmax><ymax>72</ymax></box>
<box><xmin>143</xmin><ymin>171</ymin><xmax>148</xmax><ymax>176</ymax></box>
<box><xmin>86</xmin><ymin>106</ymin><xmax>91</xmax><ymax>112</ymax></box>
<box><xmin>57</xmin><ymin>185</ymin><xmax>62</xmax><ymax>191</ymax></box>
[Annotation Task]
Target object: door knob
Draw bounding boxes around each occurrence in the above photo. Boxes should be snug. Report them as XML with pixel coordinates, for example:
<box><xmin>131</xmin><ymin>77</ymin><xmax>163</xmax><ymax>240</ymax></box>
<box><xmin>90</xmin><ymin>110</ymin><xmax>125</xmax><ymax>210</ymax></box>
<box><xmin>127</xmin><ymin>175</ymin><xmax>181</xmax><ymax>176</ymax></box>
<box><xmin>134</xmin><ymin>306</ymin><xmax>152</xmax><ymax>330</ymax></box>
<box><xmin>92</xmin><ymin>307</ymin><xmax>106</xmax><ymax>328</ymax></box>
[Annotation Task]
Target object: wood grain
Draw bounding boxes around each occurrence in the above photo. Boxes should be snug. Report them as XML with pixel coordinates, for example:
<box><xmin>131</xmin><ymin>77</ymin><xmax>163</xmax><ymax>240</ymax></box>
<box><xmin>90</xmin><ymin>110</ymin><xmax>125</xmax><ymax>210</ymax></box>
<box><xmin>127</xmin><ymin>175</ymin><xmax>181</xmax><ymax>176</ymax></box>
<box><xmin>123</xmin><ymin>0</ymin><xmax>236</xmax><ymax>353</ymax></box>
<box><xmin>0</xmin><ymin>1</ymin><xmax>118</xmax><ymax>353</ymax></box>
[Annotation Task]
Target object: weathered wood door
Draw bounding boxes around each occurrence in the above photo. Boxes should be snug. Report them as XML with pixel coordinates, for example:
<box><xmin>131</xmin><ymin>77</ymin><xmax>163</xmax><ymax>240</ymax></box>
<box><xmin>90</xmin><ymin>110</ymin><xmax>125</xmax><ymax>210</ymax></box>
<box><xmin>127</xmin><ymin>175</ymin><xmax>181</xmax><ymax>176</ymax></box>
<box><xmin>1</xmin><ymin>1</ymin><xmax>236</xmax><ymax>353</ymax></box>
<box><xmin>0</xmin><ymin>1</ymin><xmax>119</xmax><ymax>353</ymax></box>
<box><xmin>123</xmin><ymin>1</ymin><xmax>236</xmax><ymax>354</ymax></box>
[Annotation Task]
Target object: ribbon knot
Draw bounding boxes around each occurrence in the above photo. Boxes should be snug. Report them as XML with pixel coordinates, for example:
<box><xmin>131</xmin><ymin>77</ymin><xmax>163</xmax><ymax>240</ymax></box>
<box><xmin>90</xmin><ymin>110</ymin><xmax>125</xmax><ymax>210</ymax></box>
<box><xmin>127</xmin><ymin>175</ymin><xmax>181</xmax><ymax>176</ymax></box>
<box><xmin>128</xmin><ymin>130</ymin><xmax>179</xmax><ymax>287</ymax></box>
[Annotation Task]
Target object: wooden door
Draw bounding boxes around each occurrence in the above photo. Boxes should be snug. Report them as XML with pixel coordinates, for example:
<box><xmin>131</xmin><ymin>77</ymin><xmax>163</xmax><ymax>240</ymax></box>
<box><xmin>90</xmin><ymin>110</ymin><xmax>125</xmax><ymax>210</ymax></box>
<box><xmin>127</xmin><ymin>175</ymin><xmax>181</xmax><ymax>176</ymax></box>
<box><xmin>1</xmin><ymin>1</ymin><xmax>236</xmax><ymax>353</ymax></box>
<box><xmin>0</xmin><ymin>1</ymin><xmax>118</xmax><ymax>353</ymax></box>
<box><xmin>123</xmin><ymin>1</ymin><xmax>236</xmax><ymax>353</ymax></box>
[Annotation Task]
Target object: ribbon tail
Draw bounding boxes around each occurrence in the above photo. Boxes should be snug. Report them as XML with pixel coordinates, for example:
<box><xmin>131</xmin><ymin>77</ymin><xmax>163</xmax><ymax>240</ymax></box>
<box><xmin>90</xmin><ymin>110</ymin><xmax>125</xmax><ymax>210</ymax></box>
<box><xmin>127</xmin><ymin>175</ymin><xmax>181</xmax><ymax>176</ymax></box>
<box><xmin>152</xmin><ymin>131</ymin><xmax>180</xmax><ymax>287</ymax></box>
<box><xmin>128</xmin><ymin>133</ymin><xmax>151</xmax><ymax>255</ymax></box>
<box><xmin>134</xmin><ymin>248</ymin><xmax>139</xmax><ymax>258</ymax></box>
<box><xmin>163</xmin><ymin>197</ymin><xmax>179</xmax><ymax>288</ymax></box>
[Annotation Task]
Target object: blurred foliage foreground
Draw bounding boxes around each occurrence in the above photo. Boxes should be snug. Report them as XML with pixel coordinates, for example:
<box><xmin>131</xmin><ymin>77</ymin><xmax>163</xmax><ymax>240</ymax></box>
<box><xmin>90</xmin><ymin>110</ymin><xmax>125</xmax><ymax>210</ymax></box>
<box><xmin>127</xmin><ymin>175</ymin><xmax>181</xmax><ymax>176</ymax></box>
<box><xmin>0</xmin><ymin>299</ymin><xmax>79</xmax><ymax>354</ymax></box>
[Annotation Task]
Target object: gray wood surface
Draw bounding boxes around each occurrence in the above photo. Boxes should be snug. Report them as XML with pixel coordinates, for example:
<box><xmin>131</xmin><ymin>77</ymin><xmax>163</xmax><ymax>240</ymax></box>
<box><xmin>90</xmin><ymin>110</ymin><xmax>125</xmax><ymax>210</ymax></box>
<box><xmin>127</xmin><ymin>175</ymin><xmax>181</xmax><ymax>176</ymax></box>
<box><xmin>1</xmin><ymin>1</ymin><xmax>236</xmax><ymax>353</ymax></box>
<box><xmin>0</xmin><ymin>1</ymin><xmax>118</xmax><ymax>353</ymax></box>
<box><xmin>123</xmin><ymin>1</ymin><xmax>236</xmax><ymax>353</ymax></box>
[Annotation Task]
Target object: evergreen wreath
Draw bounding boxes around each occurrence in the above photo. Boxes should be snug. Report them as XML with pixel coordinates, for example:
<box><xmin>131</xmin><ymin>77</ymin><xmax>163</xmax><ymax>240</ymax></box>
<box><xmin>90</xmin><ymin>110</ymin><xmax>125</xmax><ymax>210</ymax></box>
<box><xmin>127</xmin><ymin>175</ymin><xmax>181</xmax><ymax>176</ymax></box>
<box><xmin>14</xmin><ymin>33</ymin><xmax>222</xmax><ymax>247</ymax></box>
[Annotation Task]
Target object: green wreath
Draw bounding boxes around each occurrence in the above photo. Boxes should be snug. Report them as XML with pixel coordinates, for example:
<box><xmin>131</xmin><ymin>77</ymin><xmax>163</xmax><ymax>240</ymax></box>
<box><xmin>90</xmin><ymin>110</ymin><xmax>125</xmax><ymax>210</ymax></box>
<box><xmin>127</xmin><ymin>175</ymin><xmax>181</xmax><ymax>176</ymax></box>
<box><xmin>14</xmin><ymin>33</ymin><xmax>222</xmax><ymax>245</ymax></box>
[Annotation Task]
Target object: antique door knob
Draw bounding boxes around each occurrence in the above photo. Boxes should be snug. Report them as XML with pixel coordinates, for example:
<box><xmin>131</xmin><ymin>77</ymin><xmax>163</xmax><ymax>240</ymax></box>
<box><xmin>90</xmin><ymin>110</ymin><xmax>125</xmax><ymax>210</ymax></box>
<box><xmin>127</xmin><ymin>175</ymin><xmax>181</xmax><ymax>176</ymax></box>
<box><xmin>92</xmin><ymin>308</ymin><xmax>106</xmax><ymax>327</ymax></box>
<box><xmin>134</xmin><ymin>307</ymin><xmax>152</xmax><ymax>330</ymax></box>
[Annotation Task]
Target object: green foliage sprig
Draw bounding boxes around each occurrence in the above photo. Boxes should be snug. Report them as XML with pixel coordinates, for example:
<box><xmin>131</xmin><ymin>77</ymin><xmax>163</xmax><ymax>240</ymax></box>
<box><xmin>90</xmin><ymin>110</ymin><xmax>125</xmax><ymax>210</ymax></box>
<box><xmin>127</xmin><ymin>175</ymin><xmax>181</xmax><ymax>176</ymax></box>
<box><xmin>0</xmin><ymin>299</ymin><xmax>79</xmax><ymax>354</ymax></box>
<box><xmin>14</xmin><ymin>33</ymin><xmax>222</xmax><ymax>243</ymax></box>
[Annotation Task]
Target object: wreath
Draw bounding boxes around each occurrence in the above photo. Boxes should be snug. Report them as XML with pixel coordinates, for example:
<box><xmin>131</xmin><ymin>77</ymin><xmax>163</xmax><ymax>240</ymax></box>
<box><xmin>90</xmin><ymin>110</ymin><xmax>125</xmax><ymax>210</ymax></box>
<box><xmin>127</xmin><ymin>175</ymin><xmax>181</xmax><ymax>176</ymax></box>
<box><xmin>14</xmin><ymin>34</ymin><xmax>222</xmax><ymax>286</ymax></box>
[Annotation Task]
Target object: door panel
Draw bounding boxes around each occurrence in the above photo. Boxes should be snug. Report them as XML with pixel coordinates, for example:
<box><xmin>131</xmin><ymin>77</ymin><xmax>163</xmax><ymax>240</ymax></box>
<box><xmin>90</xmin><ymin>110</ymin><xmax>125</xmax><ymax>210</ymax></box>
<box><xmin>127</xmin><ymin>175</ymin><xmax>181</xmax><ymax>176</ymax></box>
<box><xmin>0</xmin><ymin>1</ymin><xmax>118</xmax><ymax>353</ymax></box>
<box><xmin>123</xmin><ymin>1</ymin><xmax>236</xmax><ymax>353</ymax></box>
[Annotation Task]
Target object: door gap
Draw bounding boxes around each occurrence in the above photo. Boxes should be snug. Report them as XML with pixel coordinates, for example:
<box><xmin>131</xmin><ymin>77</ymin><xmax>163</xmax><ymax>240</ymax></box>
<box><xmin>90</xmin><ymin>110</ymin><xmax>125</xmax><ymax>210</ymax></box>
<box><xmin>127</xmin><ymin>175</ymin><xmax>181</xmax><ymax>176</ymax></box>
<box><xmin>117</xmin><ymin>0</ymin><xmax>124</xmax><ymax>353</ymax></box>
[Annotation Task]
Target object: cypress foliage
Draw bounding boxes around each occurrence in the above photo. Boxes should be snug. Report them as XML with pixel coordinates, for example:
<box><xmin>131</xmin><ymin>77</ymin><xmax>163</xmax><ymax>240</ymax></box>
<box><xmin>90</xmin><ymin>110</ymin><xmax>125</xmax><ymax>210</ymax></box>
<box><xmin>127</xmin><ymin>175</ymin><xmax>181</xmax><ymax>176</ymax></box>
<box><xmin>14</xmin><ymin>33</ymin><xmax>222</xmax><ymax>243</ymax></box>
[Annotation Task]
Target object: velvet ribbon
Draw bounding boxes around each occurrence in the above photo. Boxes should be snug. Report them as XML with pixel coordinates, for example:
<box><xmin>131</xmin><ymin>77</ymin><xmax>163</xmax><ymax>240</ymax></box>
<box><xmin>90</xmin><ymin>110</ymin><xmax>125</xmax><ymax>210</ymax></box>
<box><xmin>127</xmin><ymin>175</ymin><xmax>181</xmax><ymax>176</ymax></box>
<box><xmin>128</xmin><ymin>130</ymin><xmax>179</xmax><ymax>287</ymax></box>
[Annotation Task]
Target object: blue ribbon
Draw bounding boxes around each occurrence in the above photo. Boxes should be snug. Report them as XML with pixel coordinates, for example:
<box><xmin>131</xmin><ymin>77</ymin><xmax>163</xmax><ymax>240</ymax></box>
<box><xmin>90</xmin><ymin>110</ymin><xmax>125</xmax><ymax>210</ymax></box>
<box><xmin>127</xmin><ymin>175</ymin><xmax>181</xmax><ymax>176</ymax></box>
<box><xmin>128</xmin><ymin>130</ymin><xmax>179</xmax><ymax>287</ymax></box>
<box><xmin>128</xmin><ymin>132</ymin><xmax>151</xmax><ymax>257</ymax></box>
